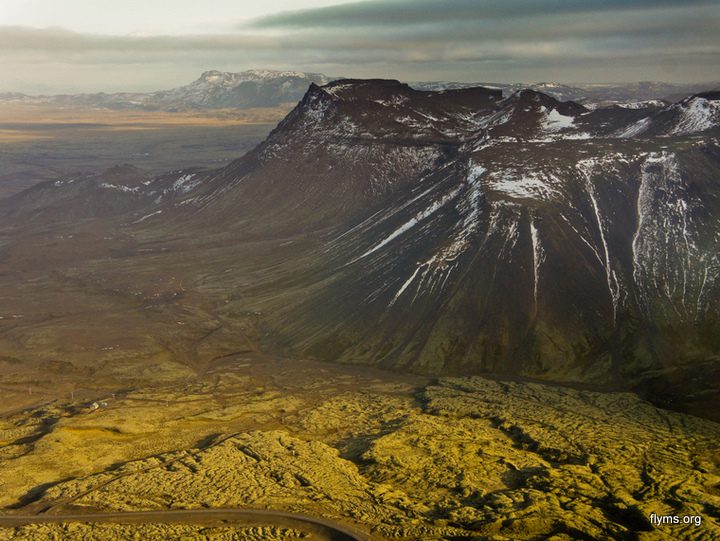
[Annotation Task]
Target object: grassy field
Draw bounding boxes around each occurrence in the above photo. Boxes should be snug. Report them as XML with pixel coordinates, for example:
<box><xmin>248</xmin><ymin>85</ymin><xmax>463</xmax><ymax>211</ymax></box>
<box><xmin>0</xmin><ymin>104</ymin><xmax>292</xmax><ymax>199</ymax></box>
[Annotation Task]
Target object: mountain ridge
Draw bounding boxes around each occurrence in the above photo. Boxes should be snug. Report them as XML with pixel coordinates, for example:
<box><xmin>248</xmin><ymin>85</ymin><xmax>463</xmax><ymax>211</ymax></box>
<box><xmin>0</xmin><ymin>69</ymin><xmax>340</xmax><ymax>111</ymax></box>
<box><xmin>2</xmin><ymin>71</ymin><xmax>718</xmax><ymax>111</ymax></box>
<box><xmin>1</xmin><ymin>79</ymin><xmax>719</xmax><ymax>419</ymax></box>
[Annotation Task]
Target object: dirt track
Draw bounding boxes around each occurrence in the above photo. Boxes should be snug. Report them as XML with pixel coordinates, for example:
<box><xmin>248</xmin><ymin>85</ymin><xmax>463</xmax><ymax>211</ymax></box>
<box><xmin>0</xmin><ymin>508</ymin><xmax>380</xmax><ymax>541</ymax></box>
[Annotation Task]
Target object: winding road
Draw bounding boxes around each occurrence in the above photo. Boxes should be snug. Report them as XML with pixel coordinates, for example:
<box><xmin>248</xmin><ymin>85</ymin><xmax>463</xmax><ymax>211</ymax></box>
<box><xmin>0</xmin><ymin>508</ymin><xmax>380</xmax><ymax>541</ymax></box>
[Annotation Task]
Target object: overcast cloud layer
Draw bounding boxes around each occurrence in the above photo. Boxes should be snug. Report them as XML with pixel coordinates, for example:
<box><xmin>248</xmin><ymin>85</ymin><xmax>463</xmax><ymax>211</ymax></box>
<box><xmin>1</xmin><ymin>0</ymin><xmax>718</xmax><ymax>93</ymax></box>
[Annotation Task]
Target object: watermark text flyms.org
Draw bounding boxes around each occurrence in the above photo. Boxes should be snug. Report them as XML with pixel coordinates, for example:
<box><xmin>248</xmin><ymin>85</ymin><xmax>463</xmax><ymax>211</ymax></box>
<box><xmin>650</xmin><ymin>513</ymin><xmax>702</xmax><ymax>527</ymax></box>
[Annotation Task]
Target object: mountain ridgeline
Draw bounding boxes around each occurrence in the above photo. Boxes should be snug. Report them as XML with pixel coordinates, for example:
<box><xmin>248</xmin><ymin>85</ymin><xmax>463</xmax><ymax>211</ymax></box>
<box><xmin>2</xmin><ymin>79</ymin><xmax>720</xmax><ymax>416</ymax></box>
<box><xmin>0</xmin><ymin>69</ymin><xmax>338</xmax><ymax>110</ymax></box>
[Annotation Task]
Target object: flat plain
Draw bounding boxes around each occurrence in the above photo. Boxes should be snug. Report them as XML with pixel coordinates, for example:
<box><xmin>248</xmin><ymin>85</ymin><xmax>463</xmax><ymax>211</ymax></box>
<box><xmin>0</xmin><ymin>103</ymin><xmax>291</xmax><ymax>198</ymax></box>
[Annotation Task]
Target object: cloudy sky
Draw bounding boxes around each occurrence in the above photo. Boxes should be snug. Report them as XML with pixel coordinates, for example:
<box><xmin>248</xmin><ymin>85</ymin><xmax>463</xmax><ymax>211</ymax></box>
<box><xmin>1</xmin><ymin>0</ymin><xmax>718</xmax><ymax>94</ymax></box>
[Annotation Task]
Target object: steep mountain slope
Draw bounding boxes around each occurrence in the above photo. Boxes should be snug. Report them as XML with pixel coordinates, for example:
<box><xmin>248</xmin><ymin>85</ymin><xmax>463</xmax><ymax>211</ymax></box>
<box><xmin>168</xmin><ymin>81</ymin><xmax>720</xmax><ymax>406</ymax></box>
<box><xmin>1</xmin><ymin>79</ymin><xmax>719</xmax><ymax>417</ymax></box>
<box><xmin>618</xmin><ymin>91</ymin><xmax>720</xmax><ymax>137</ymax></box>
<box><xmin>279</xmin><ymin>140</ymin><xmax>720</xmax><ymax>382</ymax></box>
<box><xmin>159</xmin><ymin>81</ymin><xmax>503</xmax><ymax>236</ymax></box>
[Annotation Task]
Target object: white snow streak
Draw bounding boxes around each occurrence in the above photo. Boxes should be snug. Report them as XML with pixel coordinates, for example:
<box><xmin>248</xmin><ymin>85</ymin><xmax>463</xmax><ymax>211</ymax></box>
<box><xmin>618</xmin><ymin>117</ymin><xmax>651</xmax><ymax>138</ymax></box>
<box><xmin>577</xmin><ymin>161</ymin><xmax>621</xmax><ymax>322</ymax></box>
<box><xmin>530</xmin><ymin>219</ymin><xmax>544</xmax><ymax>304</ymax></box>
<box><xmin>99</xmin><ymin>183</ymin><xmax>139</xmax><ymax>193</ymax></box>
<box><xmin>352</xmin><ymin>187</ymin><xmax>462</xmax><ymax>263</ymax></box>
<box><xmin>132</xmin><ymin>210</ymin><xmax>162</xmax><ymax>223</ymax></box>
<box><xmin>389</xmin><ymin>265</ymin><xmax>422</xmax><ymax>307</ymax></box>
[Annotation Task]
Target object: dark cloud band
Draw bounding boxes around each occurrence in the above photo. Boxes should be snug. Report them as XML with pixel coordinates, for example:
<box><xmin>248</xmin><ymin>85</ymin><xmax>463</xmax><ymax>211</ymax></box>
<box><xmin>1</xmin><ymin>0</ymin><xmax>717</xmax><ymax>92</ymax></box>
<box><xmin>249</xmin><ymin>0</ymin><xmax>719</xmax><ymax>29</ymax></box>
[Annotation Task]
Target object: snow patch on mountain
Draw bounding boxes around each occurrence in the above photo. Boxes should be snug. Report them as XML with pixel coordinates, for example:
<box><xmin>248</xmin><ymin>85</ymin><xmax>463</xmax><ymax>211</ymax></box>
<box><xmin>530</xmin><ymin>219</ymin><xmax>544</xmax><ymax>304</ymax></box>
<box><xmin>670</xmin><ymin>97</ymin><xmax>720</xmax><ymax>135</ymax></box>
<box><xmin>485</xmin><ymin>169</ymin><xmax>559</xmax><ymax>200</ymax></box>
<box><xmin>323</xmin><ymin>83</ymin><xmax>356</xmax><ymax>99</ymax></box>
<box><xmin>352</xmin><ymin>187</ymin><xmax>463</xmax><ymax>263</ymax></box>
<box><xmin>99</xmin><ymin>183</ymin><xmax>140</xmax><ymax>194</ymax></box>
<box><xmin>541</xmin><ymin>108</ymin><xmax>576</xmax><ymax>132</ymax></box>
<box><xmin>631</xmin><ymin>151</ymin><xmax>720</xmax><ymax>321</ymax></box>
<box><xmin>172</xmin><ymin>174</ymin><xmax>200</xmax><ymax>194</ymax></box>
<box><xmin>617</xmin><ymin>117</ymin><xmax>651</xmax><ymax>138</ymax></box>
<box><xmin>467</xmin><ymin>164</ymin><xmax>487</xmax><ymax>185</ymax></box>
<box><xmin>54</xmin><ymin>178</ymin><xmax>76</xmax><ymax>187</ymax></box>
<box><xmin>617</xmin><ymin>100</ymin><xmax>666</xmax><ymax>109</ymax></box>
<box><xmin>133</xmin><ymin>209</ymin><xmax>163</xmax><ymax>223</ymax></box>
<box><xmin>577</xmin><ymin>163</ymin><xmax>622</xmax><ymax>321</ymax></box>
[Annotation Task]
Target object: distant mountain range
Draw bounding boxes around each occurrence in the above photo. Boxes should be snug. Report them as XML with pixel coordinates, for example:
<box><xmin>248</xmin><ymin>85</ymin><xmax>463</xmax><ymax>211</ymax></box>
<box><xmin>0</xmin><ymin>70</ymin><xmax>337</xmax><ymax>110</ymax></box>
<box><xmin>1</xmin><ymin>79</ymin><xmax>719</xmax><ymax>419</ymax></box>
<box><xmin>411</xmin><ymin>80</ymin><xmax>720</xmax><ymax>107</ymax></box>
<box><xmin>1</xmin><ymin>69</ymin><xmax>717</xmax><ymax>110</ymax></box>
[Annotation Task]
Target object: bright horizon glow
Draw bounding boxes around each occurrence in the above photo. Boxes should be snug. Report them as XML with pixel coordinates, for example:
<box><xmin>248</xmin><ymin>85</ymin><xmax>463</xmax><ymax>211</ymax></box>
<box><xmin>0</xmin><ymin>1</ymin><xmax>347</xmax><ymax>35</ymax></box>
<box><xmin>0</xmin><ymin>0</ymin><xmax>717</xmax><ymax>94</ymax></box>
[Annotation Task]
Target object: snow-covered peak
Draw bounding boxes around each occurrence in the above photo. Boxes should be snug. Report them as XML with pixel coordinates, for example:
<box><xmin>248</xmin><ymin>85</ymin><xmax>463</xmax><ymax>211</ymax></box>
<box><xmin>196</xmin><ymin>69</ymin><xmax>334</xmax><ymax>87</ymax></box>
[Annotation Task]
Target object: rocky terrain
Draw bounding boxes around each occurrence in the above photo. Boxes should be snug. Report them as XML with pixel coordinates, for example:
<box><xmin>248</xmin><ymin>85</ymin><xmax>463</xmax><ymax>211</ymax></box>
<box><xmin>0</xmin><ymin>356</ymin><xmax>719</xmax><ymax>540</ymax></box>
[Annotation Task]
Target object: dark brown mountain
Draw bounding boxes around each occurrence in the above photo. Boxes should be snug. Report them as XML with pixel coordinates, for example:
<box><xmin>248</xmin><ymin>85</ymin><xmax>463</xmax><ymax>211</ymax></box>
<box><xmin>1</xmin><ymin>79</ymin><xmax>719</xmax><ymax>419</ymax></box>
